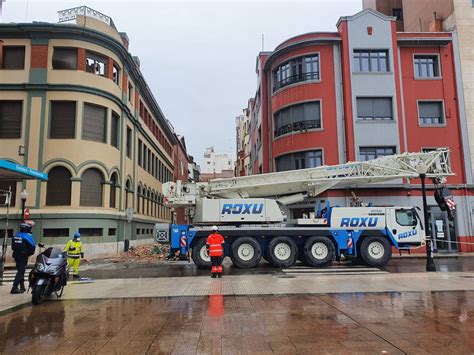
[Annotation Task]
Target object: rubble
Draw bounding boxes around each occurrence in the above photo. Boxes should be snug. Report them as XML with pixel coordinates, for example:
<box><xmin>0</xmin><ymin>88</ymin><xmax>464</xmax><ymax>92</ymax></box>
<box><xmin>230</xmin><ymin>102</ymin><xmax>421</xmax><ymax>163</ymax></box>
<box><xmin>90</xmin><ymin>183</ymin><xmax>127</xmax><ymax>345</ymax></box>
<box><xmin>111</xmin><ymin>243</ymin><xmax>170</xmax><ymax>263</ymax></box>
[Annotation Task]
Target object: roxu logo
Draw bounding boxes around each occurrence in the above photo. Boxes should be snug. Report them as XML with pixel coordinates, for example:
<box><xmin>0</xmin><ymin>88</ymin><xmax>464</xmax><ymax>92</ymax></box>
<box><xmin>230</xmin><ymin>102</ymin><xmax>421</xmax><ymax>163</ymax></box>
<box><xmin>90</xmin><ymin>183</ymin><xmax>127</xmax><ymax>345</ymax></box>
<box><xmin>222</xmin><ymin>203</ymin><xmax>264</xmax><ymax>215</ymax></box>
<box><xmin>340</xmin><ymin>217</ymin><xmax>378</xmax><ymax>228</ymax></box>
<box><xmin>398</xmin><ymin>230</ymin><xmax>417</xmax><ymax>239</ymax></box>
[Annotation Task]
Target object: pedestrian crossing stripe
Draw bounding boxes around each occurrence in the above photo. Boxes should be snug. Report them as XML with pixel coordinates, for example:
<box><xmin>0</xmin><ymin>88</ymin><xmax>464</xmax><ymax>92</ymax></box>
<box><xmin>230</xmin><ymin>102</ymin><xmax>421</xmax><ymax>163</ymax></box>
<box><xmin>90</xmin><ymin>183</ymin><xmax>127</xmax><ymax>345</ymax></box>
<box><xmin>1</xmin><ymin>269</ymin><xmax>32</xmax><ymax>283</ymax></box>
<box><xmin>281</xmin><ymin>265</ymin><xmax>388</xmax><ymax>276</ymax></box>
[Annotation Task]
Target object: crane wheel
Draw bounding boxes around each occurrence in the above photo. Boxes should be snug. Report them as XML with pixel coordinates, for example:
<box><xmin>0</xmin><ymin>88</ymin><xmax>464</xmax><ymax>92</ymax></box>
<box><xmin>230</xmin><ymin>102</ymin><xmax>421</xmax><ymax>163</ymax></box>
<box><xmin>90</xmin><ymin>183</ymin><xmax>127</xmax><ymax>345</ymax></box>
<box><xmin>230</xmin><ymin>237</ymin><xmax>262</xmax><ymax>269</ymax></box>
<box><xmin>303</xmin><ymin>236</ymin><xmax>335</xmax><ymax>267</ymax></box>
<box><xmin>360</xmin><ymin>236</ymin><xmax>391</xmax><ymax>267</ymax></box>
<box><xmin>266</xmin><ymin>237</ymin><xmax>298</xmax><ymax>268</ymax></box>
<box><xmin>191</xmin><ymin>238</ymin><xmax>212</xmax><ymax>269</ymax></box>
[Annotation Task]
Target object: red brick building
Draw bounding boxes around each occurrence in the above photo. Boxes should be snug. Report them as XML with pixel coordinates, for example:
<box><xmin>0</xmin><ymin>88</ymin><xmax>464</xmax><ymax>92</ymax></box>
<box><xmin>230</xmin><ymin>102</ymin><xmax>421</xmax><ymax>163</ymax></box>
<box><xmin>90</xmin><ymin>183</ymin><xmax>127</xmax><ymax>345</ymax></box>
<box><xmin>173</xmin><ymin>135</ymin><xmax>190</xmax><ymax>224</ymax></box>
<box><xmin>247</xmin><ymin>9</ymin><xmax>474</xmax><ymax>252</ymax></box>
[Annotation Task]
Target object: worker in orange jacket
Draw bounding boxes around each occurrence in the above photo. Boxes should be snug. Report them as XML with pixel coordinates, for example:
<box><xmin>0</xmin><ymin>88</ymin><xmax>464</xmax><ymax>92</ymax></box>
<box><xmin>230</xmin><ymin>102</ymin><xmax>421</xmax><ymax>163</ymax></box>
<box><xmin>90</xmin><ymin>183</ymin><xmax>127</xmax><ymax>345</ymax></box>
<box><xmin>206</xmin><ymin>226</ymin><xmax>225</xmax><ymax>278</ymax></box>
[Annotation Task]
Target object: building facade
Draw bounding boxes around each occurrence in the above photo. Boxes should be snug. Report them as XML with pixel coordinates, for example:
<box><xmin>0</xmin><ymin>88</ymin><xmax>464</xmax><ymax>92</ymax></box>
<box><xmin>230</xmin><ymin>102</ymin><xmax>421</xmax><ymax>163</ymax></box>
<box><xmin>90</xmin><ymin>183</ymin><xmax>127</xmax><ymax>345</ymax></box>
<box><xmin>173</xmin><ymin>135</ymin><xmax>190</xmax><ymax>224</ymax></box>
<box><xmin>0</xmin><ymin>9</ymin><xmax>176</xmax><ymax>257</ymax></box>
<box><xmin>363</xmin><ymin>0</ymin><xmax>474</xmax><ymax>179</ymax></box>
<box><xmin>201</xmin><ymin>146</ymin><xmax>233</xmax><ymax>175</ymax></box>
<box><xmin>235</xmin><ymin>107</ymin><xmax>251</xmax><ymax>177</ymax></box>
<box><xmin>247</xmin><ymin>8</ymin><xmax>474</xmax><ymax>252</ymax></box>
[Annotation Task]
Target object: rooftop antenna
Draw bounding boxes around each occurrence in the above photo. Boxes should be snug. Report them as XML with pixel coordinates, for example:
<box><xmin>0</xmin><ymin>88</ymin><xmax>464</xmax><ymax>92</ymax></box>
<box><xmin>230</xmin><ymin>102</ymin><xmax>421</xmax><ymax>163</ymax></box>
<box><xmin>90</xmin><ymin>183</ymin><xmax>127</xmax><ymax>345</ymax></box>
<box><xmin>261</xmin><ymin>34</ymin><xmax>264</xmax><ymax>51</ymax></box>
<box><xmin>24</xmin><ymin>0</ymin><xmax>29</xmax><ymax>22</ymax></box>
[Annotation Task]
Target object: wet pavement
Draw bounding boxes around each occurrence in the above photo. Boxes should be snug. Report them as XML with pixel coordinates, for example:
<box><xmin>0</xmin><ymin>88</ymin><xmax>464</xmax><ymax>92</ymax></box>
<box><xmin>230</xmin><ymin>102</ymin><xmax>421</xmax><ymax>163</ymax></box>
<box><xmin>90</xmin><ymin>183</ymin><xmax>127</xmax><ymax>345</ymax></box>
<box><xmin>1</xmin><ymin>291</ymin><xmax>474</xmax><ymax>354</ymax></box>
<box><xmin>79</xmin><ymin>255</ymin><xmax>474</xmax><ymax>280</ymax></box>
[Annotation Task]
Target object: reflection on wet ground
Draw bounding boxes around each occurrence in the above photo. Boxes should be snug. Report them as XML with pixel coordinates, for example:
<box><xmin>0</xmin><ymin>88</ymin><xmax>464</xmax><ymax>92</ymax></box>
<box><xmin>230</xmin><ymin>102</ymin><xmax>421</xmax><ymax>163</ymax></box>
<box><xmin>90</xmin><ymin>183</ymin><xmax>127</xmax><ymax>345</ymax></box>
<box><xmin>1</xmin><ymin>290</ymin><xmax>474</xmax><ymax>354</ymax></box>
<box><xmin>80</xmin><ymin>256</ymin><xmax>474</xmax><ymax>280</ymax></box>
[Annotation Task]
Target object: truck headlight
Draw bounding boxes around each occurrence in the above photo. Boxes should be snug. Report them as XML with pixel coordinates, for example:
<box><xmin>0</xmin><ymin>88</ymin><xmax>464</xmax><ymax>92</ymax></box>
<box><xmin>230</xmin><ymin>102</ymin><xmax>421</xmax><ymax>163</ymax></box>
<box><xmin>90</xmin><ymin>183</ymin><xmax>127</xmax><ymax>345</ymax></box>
<box><xmin>35</xmin><ymin>262</ymin><xmax>45</xmax><ymax>272</ymax></box>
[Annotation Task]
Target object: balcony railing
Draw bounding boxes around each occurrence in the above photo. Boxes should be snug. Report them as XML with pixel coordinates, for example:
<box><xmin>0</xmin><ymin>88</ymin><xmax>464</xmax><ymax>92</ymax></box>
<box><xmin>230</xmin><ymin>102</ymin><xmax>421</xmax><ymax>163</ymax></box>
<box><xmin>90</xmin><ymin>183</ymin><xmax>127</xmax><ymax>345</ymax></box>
<box><xmin>274</xmin><ymin>120</ymin><xmax>321</xmax><ymax>138</ymax></box>
<box><xmin>273</xmin><ymin>72</ymin><xmax>319</xmax><ymax>92</ymax></box>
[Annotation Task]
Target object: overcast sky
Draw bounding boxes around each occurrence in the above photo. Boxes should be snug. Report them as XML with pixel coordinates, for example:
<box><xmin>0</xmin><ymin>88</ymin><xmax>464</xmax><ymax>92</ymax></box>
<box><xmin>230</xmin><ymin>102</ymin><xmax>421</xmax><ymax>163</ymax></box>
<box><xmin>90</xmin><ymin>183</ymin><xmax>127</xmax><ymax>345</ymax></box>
<box><xmin>2</xmin><ymin>0</ymin><xmax>361</xmax><ymax>165</ymax></box>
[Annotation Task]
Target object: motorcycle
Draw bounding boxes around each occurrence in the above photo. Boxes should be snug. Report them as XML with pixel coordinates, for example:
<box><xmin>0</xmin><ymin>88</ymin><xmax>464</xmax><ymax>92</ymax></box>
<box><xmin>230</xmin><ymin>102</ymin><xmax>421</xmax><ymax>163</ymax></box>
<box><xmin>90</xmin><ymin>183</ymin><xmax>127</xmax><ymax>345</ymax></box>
<box><xmin>29</xmin><ymin>243</ymin><xmax>68</xmax><ymax>305</ymax></box>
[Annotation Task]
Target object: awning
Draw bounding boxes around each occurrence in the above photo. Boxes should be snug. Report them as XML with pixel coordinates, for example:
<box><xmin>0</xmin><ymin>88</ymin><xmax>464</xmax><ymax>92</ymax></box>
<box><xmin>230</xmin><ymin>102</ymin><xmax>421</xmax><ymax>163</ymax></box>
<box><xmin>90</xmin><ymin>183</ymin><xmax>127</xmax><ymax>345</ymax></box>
<box><xmin>0</xmin><ymin>160</ymin><xmax>48</xmax><ymax>181</ymax></box>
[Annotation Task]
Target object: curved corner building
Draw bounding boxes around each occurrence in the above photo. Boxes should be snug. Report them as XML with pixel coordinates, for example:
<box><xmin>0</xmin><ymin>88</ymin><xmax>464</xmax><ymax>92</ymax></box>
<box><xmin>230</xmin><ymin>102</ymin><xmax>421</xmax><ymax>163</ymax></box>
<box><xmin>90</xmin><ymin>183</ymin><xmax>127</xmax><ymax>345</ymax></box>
<box><xmin>247</xmin><ymin>9</ymin><xmax>474</xmax><ymax>253</ymax></box>
<box><xmin>0</xmin><ymin>9</ymin><xmax>176</xmax><ymax>257</ymax></box>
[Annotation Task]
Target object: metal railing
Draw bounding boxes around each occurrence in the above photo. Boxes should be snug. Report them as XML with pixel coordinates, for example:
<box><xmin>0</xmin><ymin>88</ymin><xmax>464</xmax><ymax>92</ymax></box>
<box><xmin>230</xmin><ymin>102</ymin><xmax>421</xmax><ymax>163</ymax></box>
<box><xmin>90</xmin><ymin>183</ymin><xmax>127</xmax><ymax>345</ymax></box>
<box><xmin>273</xmin><ymin>72</ymin><xmax>319</xmax><ymax>92</ymax></box>
<box><xmin>274</xmin><ymin>120</ymin><xmax>321</xmax><ymax>137</ymax></box>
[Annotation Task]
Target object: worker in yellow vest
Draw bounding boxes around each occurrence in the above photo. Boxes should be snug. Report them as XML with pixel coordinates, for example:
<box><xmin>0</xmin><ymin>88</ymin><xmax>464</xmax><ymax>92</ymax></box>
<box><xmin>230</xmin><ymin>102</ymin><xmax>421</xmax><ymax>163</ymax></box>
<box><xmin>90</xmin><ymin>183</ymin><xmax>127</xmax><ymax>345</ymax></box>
<box><xmin>64</xmin><ymin>232</ymin><xmax>84</xmax><ymax>278</ymax></box>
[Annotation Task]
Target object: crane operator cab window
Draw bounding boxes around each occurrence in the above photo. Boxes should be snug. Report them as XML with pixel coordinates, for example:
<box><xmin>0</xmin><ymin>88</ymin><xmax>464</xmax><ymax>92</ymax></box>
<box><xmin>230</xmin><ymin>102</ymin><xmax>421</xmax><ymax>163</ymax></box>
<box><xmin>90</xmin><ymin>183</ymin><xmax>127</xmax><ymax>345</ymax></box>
<box><xmin>395</xmin><ymin>209</ymin><xmax>417</xmax><ymax>226</ymax></box>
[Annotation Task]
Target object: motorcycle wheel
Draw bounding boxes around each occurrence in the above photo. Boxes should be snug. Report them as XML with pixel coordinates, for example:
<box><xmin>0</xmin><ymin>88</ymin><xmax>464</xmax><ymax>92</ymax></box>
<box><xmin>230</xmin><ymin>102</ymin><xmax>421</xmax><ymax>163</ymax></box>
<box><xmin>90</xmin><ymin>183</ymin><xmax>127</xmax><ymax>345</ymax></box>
<box><xmin>32</xmin><ymin>285</ymin><xmax>45</xmax><ymax>305</ymax></box>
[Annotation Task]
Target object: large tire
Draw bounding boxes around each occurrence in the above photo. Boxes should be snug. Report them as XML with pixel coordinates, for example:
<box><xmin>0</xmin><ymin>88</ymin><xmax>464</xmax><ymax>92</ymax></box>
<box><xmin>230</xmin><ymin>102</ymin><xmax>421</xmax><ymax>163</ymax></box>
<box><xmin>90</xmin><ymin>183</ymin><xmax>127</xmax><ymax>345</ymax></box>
<box><xmin>360</xmin><ymin>236</ymin><xmax>392</xmax><ymax>267</ymax></box>
<box><xmin>191</xmin><ymin>238</ymin><xmax>212</xmax><ymax>269</ymax></box>
<box><xmin>230</xmin><ymin>237</ymin><xmax>262</xmax><ymax>269</ymax></box>
<box><xmin>303</xmin><ymin>236</ymin><xmax>335</xmax><ymax>267</ymax></box>
<box><xmin>32</xmin><ymin>285</ymin><xmax>45</xmax><ymax>305</ymax></box>
<box><xmin>266</xmin><ymin>237</ymin><xmax>298</xmax><ymax>268</ymax></box>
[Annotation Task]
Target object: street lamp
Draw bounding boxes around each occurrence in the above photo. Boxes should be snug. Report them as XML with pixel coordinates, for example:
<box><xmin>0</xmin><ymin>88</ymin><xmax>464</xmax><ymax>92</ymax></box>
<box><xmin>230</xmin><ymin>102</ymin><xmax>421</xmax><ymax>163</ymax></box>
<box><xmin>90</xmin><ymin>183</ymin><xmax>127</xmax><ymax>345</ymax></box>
<box><xmin>416</xmin><ymin>164</ymin><xmax>436</xmax><ymax>272</ymax></box>
<box><xmin>19</xmin><ymin>189</ymin><xmax>28</xmax><ymax>222</ymax></box>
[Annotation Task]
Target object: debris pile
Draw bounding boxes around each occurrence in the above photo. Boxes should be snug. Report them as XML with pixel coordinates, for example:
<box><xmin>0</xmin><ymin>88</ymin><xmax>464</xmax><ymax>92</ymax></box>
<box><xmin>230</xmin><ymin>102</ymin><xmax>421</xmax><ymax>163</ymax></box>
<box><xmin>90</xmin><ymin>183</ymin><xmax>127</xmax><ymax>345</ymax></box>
<box><xmin>112</xmin><ymin>243</ymin><xmax>170</xmax><ymax>263</ymax></box>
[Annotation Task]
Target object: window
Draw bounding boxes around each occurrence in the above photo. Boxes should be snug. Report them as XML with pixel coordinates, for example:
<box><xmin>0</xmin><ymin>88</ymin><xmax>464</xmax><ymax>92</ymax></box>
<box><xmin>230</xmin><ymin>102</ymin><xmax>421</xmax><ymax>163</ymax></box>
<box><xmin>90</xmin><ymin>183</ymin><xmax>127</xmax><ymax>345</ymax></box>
<box><xmin>128</xmin><ymin>82</ymin><xmax>133</xmax><ymax>103</ymax></box>
<box><xmin>85</xmin><ymin>51</ymin><xmax>107</xmax><ymax>76</ymax></box>
<box><xmin>83</xmin><ymin>103</ymin><xmax>107</xmax><ymax>142</ymax></box>
<box><xmin>112</xmin><ymin>64</ymin><xmax>120</xmax><ymax>85</ymax></box>
<box><xmin>273</xmin><ymin>54</ymin><xmax>319</xmax><ymax>91</ymax></box>
<box><xmin>0</xmin><ymin>180</ymin><xmax>16</xmax><ymax>207</ymax></box>
<box><xmin>414</xmin><ymin>55</ymin><xmax>440</xmax><ymax>78</ymax></box>
<box><xmin>395</xmin><ymin>209</ymin><xmax>416</xmax><ymax>226</ymax></box>
<box><xmin>109</xmin><ymin>173</ymin><xmax>118</xmax><ymax>208</ymax></box>
<box><xmin>80</xmin><ymin>168</ymin><xmax>103</xmax><ymax>206</ymax></box>
<box><xmin>46</xmin><ymin>166</ymin><xmax>72</xmax><ymax>206</ymax></box>
<box><xmin>43</xmin><ymin>228</ymin><xmax>69</xmax><ymax>238</ymax></box>
<box><xmin>418</xmin><ymin>101</ymin><xmax>444</xmax><ymax>125</ymax></box>
<box><xmin>356</xmin><ymin>98</ymin><xmax>392</xmax><ymax>121</ymax></box>
<box><xmin>126</xmin><ymin>126</ymin><xmax>132</xmax><ymax>158</ymax></box>
<box><xmin>111</xmin><ymin>111</ymin><xmax>119</xmax><ymax>148</ymax></box>
<box><xmin>0</xmin><ymin>101</ymin><xmax>22</xmax><ymax>138</ymax></box>
<box><xmin>353</xmin><ymin>50</ymin><xmax>389</xmax><ymax>73</ymax></box>
<box><xmin>274</xmin><ymin>101</ymin><xmax>321</xmax><ymax>137</ymax></box>
<box><xmin>138</xmin><ymin>139</ymin><xmax>143</xmax><ymax>167</ymax></box>
<box><xmin>392</xmin><ymin>8</ymin><xmax>403</xmax><ymax>21</ymax></box>
<box><xmin>137</xmin><ymin>186</ymin><xmax>141</xmax><ymax>214</ymax></box>
<box><xmin>52</xmin><ymin>48</ymin><xmax>77</xmax><ymax>70</ymax></box>
<box><xmin>2</xmin><ymin>46</ymin><xmax>25</xmax><ymax>69</ymax></box>
<box><xmin>358</xmin><ymin>147</ymin><xmax>396</xmax><ymax>161</ymax></box>
<box><xmin>78</xmin><ymin>228</ymin><xmax>103</xmax><ymax>237</ymax></box>
<box><xmin>50</xmin><ymin>101</ymin><xmax>76</xmax><ymax>138</ymax></box>
<box><xmin>275</xmin><ymin>150</ymin><xmax>323</xmax><ymax>172</ymax></box>
<box><xmin>125</xmin><ymin>180</ymin><xmax>131</xmax><ymax>209</ymax></box>
<box><xmin>108</xmin><ymin>228</ymin><xmax>117</xmax><ymax>236</ymax></box>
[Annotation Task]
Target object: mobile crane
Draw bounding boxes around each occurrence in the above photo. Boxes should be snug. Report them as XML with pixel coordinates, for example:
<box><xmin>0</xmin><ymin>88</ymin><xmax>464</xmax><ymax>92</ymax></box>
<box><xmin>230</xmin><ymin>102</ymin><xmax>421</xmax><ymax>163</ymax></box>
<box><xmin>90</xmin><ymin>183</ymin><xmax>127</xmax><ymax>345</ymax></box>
<box><xmin>161</xmin><ymin>150</ymin><xmax>452</xmax><ymax>269</ymax></box>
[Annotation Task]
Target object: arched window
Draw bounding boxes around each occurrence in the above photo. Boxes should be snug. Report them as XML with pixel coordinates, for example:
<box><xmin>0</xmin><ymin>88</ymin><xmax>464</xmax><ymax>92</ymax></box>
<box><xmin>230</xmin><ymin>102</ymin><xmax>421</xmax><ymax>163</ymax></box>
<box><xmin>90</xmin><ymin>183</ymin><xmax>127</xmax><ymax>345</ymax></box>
<box><xmin>109</xmin><ymin>173</ymin><xmax>118</xmax><ymax>208</ymax></box>
<box><xmin>46</xmin><ymin>166</ymin><xmax>72</xmax><ymax>206</ymax></box>
<box><xmin>142</xmin><ymin>186</ymin><xmax>146</xmax><ymax>215</ymax></box>
<box><xmin>147</xmin><ymin>189</ymin><xmax>151</xmax><ymax>216</ymax></box>
<box><xmin>80</xmin><ymin>168</ymin><xmax>103</xmax><ymax>206</ymax></box>
<box><xmin>137</xmin><ymin>185</ymin><xmax>141</xmax><ymax>214</ymax></box>
<box><xmin>125</xmin><ymin>179</ymin><xmax>131</xmax><ymax>209</ymax></box>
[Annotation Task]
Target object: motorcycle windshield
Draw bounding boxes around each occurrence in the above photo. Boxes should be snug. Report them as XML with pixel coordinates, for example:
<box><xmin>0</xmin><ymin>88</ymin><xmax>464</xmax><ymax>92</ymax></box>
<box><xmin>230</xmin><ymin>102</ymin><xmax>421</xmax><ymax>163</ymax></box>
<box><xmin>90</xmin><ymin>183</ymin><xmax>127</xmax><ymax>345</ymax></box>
<box><xmin>42</xmin><ymin>247</ymin><xmax>64</xmax><ymax>259</ymax></box>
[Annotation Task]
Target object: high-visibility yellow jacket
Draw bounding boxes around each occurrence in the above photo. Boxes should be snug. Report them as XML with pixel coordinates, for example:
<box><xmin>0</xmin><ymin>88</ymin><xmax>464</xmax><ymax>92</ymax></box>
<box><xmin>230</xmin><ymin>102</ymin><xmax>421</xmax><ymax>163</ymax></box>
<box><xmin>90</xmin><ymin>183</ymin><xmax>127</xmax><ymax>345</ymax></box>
<box><xmin>64</xmin><ymin>240</ymin><xmax>83</xmax><ymax>258</ymax></box>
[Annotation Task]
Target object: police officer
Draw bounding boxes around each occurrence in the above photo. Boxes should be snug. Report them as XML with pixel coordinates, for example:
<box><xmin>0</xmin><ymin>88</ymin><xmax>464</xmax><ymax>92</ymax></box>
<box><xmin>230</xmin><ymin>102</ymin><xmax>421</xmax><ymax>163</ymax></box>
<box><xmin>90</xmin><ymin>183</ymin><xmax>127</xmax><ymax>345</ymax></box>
<box><xmin>64</xmin><ymin>232</ymin><xmax>84</xmax><ymax>278</ymax></box>
<box><xmin>11</xmin><ymin>221</ymin><xmax>36</xmax><ymax>294</ymax></box>
<box><xmin>206</xmin><ymin>226</ymin><xmax>224</xmax><ymax>278</ymax></box>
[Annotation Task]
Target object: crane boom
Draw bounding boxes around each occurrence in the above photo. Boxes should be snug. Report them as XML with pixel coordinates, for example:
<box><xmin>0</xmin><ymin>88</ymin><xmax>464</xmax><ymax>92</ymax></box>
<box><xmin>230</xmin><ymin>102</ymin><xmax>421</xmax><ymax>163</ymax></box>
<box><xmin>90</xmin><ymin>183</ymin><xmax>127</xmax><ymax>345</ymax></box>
<box><xmin>163</xmin><ymin>149</ymin><xmax>452</xmax><ymax>208</ymax></box>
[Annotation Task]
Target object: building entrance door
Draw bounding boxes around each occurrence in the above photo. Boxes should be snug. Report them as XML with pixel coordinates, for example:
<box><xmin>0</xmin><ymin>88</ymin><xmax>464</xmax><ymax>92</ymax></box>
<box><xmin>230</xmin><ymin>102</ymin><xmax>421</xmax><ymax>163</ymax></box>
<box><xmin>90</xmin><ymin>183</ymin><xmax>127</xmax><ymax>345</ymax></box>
<box><xmin>429</xmin><ymin>206</ymin><xmax>457</xmax><ymax>253</ymax></box>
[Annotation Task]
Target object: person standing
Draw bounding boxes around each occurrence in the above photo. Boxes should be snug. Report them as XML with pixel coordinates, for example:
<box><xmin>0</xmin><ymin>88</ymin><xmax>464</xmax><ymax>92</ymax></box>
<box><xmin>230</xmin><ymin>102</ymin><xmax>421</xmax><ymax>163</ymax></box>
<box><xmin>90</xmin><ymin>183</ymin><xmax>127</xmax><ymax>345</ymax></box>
<box><xmin>206</xmin><ymin>226</ymin><xmax>224</xmax><ymax>278</ymax></box>
<box><xmin>64</xmin><ymin>232</ymin><xmax>84</xmax><ymax>278</ymax></box>
<box><xmin>11</xmin><ymin>221</ymin><xmax>36</xmax><ymax>294</ymax></box>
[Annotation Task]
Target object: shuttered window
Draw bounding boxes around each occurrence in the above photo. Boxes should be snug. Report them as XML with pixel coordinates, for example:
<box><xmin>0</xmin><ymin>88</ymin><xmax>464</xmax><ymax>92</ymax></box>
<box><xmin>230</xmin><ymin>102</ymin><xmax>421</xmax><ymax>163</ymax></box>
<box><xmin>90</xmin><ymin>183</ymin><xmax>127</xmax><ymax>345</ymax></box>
<box><xmin>111</xmin><ymin>111</ymin><xmax>119</xmax><ymax>148</ymax></box>
<box><xmin>356</xmin><ymin>98</ymin><xmax>392</xmax><ymax>121</ymax></box>
<box><xmin>0</xmin><ymin>101</ymin><xmax>22</xmax><ymax>138</ymax></box>
<box><xmin>2</xmin><ymin>46</ymin><xmax>25</xmax><ymax>69</ymax></box>
<box><xmin>50</xmin><ymin>101</ymin><xmax>76</xmax><ymax>138</ymax></box>
<box><xmin>0</xmin><ymin>180</ymin><xmax>17</xmax><ymax>207</ymax></box>
<box><xmin>83</xmin><ymin>103</ymin><xmax>107</xmax><ymax>142</ymax></box>
<box><xmin>80</xmin><ymin>168</ymin><xmax>103</xmax><ymax>206</ymax></box>
<box><xmin>418</xmin><ymin>101</ymin><xmax>444</xmax><ymax>125</ymax></box>
<box><xmin>46</xmin><ymin>166</ymin><xmax>72</xmax><ymax>205</ymax></box>
<box><xmin>52</xmin><ymin>48</ymin><xmax>78</xmax><ymax>70</ymax></box>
